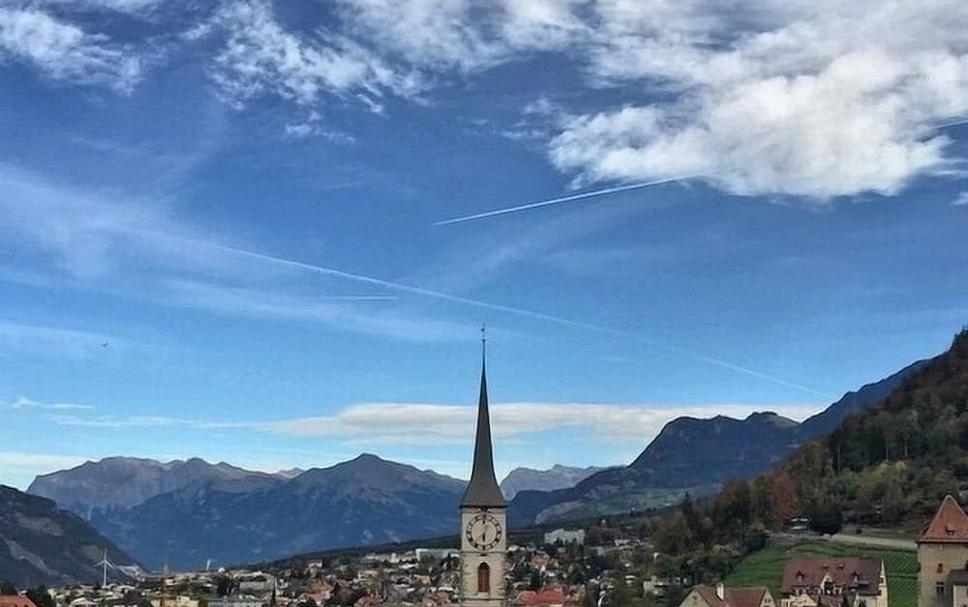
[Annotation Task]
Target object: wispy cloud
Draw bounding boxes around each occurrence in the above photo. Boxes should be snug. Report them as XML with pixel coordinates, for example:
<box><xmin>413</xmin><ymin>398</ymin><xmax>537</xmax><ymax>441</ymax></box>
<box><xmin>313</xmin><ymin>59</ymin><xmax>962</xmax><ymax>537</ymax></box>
<box><xmin>0</xmin><ymin>163</ymin><xmax>830</xmax><ymax>394</ymax></box>
<box><xmin>196</xmin><ymin>243</ymin><xmax>833</xmax><ymax>397</ymax></box>
<box><xmin>44</xmin><ymin>400</ymin><xmax>823</xmax><ymax>446</ymax></box>
<box><xmin>162</xmin><ymin>279</ymin><xmax>467</xmax><ymax>342</ymax></box>
<box><xmin>257</xmin><ymin>401</ymin><xmax>823</xmax><ymax>444</ymax></box>
<box><xmin>0</xmin><ymin>320</ymin><xmax>118</xmax><ymax>358</ymax></box>
<box><xmin>0</xmin><ymin>451</ymin><xmax>87</xmax><ymax>478</ymax></box>
<box><xmin>7</xmin><ymin>396</ymin><xmax>95</xmax><ymax>412</ymax></box>
<box><xmin>47</xmin><ymin>413</ymin><xmax>245</xmax><ymax>430</ymax></box>
<box><xmin>954</xmin><ymin>191</ymin><xmax>968</xmax><ymax>206</ymax></box>
<box><xmin>0</xmin><ymin>165</ymin><xmax>463</xmax><ymax>344</ymax></box>
<box><xmin>204</xmin><ymin>0</ymin><xmax>421</xmax><ymax>111</ymax></box>
<box><xmin>3</xmin><ymin>0</ymin><xmax>965</xmax><ymax>201</ymax></box>
<box><xmin>0</xmin><ymin>7</ymin><xmax>142</xmax><ymax>92</ymax></box>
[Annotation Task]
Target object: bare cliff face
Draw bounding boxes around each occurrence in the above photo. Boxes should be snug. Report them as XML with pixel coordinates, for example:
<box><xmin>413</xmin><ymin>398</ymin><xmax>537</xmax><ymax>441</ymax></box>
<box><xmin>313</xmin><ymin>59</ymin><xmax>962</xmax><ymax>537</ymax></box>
<box><xmin>0</xmin><ymin>484</ymin><xmax>136</xmax><ymax>586</ymax></box>
<box><xmin>28</xmin><ymin>456</ymin><xmax>286</xmax><ymax>519</ymax></box>
<box><xmin>500</xmin><ymin>465</ymin><xmax>611</xmax><ymax>500</ymax></box>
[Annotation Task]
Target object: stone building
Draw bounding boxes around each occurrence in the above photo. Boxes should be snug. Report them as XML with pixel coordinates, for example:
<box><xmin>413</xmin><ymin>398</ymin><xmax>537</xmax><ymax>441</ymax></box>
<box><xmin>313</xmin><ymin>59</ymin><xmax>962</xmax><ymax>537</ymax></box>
<box><xmin>918</xmin><ymin>495</ymin><xmax>968</xmax><ymax>607</ymax></box>
<box><xmin>460</xmin><ymin>339</ymin><xmax>507</xmax><ymax>607</ymax></box>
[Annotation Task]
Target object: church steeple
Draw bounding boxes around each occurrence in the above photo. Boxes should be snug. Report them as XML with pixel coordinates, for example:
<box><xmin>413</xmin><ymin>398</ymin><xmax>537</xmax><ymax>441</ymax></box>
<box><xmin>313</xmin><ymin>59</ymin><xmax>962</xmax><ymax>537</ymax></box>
<box><xmin>461</xmin><ymin>328</ymin><xmax>505</xmax><ymax>508</ymax></box>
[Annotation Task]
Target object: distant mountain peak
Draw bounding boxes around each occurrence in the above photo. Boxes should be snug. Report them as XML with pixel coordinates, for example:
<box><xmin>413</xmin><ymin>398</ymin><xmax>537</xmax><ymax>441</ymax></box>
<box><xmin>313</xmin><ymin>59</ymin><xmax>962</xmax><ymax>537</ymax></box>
<box><xmin>500</xmin><ymin>464</ymin><xmax>612</xmax><ymax>500</ymax></box>
<box><xmin>509</xmin><ymin>357</ymin><xmax>928</xmax><ymax>525</ymax></box>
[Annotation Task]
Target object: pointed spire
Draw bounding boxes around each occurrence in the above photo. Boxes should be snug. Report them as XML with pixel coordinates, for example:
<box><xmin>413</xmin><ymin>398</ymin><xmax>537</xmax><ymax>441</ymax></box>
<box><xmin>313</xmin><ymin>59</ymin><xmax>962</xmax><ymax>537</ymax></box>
<box><xmin>461</xmin><ymin>326</ymin><xmax>505</xmax><ymax>508</ymax></box>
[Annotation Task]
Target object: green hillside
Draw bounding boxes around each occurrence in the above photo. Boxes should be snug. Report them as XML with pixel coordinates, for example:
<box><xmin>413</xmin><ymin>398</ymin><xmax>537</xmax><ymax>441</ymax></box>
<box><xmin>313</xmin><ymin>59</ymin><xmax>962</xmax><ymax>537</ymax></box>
<box><xmin>726</xmin><ymin>541</ymin><xmax>918</xmax><ymax>607</ymax></box>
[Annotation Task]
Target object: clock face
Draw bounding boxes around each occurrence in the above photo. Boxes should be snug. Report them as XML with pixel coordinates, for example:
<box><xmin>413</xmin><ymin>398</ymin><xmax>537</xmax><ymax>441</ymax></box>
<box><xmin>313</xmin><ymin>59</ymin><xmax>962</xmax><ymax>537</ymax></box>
<box><xmin>465</xmin><ymin>512</ymin><xmax>503</xmax><ymax>551</ymax></box>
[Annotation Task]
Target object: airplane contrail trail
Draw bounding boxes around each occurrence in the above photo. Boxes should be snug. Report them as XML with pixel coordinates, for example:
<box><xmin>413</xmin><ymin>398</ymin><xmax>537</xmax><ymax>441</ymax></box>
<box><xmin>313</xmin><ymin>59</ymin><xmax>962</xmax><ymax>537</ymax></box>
<box><xmin>206</xmin><ymin>242</ymin><xmax>832</xmax><ymax>398</ymax></box>
<box><xmin>433</xmin><ymin>176</ymin><xmax>689</xmax><ymax>226</ymax></box>
<box><xmin>936</xmin><ymin>116</ymin><xmax>968</xmax><ymax>129</ymax></box>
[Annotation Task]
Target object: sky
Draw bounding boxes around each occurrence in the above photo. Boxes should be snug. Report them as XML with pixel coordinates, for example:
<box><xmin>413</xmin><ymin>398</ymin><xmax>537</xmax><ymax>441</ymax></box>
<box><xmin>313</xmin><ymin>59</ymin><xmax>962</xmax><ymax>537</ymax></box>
<box><xmin>1</xmin><ymin>0</ymin><xmax>967</xmax><ymax>490</ymax></box>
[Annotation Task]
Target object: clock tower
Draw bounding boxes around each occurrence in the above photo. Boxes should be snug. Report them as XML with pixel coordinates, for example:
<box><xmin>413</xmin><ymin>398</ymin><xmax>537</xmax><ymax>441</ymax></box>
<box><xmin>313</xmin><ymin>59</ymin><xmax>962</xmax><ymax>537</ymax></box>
<box><xmin>460</xmin><ymin>335</ymin><xmax>506</xmax><ymax>607</ymax></box>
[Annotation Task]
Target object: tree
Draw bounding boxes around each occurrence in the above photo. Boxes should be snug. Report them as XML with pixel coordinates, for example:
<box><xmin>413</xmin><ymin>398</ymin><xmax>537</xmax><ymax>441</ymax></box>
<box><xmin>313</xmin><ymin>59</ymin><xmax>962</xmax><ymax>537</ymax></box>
<box><xmin>0</xmin><ymin>582</ymin><xmax>17</xmax><ymax>596</ymax></box>
<box><xmin>769</xmin><ymin>471</ymin><xmax>797</xmax><ymax>525</ymax></box>
<box><xmin>653</xmin><ymin>512</ymin><xmax>694</xmax><ymax>555</ymax></box>
<box><xmin>809</xmin><ymin>497</ymin><xmax>843</xmax><ymax>535</ymax></box>
<box><xmin>743</xmin><ymin>523</ymin><xmax>769</xmax><ymax>552</ymax></box>
<box><xmin>26</xmin><ymin>587</ymin><xmax>55</xmax><ymax>607</ymax></box>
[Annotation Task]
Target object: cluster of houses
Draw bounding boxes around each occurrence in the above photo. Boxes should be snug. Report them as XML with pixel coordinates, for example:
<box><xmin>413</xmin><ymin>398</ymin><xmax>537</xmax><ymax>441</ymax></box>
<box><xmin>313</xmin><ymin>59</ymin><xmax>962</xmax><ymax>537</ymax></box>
<box><xmin>689</xmin><ymin>494</ymin><xmax>968</xmax><ymax>607</ymax></box>
<box><xmin>9</xmin><ymin>496</ymin><xmax>968</xmax><ymax>607</ymax></box>
<box><xmin>683</xmin><ymin>557</ymin><xmax>887</xmax><ymax>607</ymax></box>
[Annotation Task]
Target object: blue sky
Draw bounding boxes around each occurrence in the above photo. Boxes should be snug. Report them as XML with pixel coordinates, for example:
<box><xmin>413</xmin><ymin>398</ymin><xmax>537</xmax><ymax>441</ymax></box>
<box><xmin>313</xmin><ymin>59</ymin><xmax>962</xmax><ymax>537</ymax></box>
<box><xmin>1</xmin><ymin>0</ymin><xmax>967</xmax><ymax>489</ymax></box>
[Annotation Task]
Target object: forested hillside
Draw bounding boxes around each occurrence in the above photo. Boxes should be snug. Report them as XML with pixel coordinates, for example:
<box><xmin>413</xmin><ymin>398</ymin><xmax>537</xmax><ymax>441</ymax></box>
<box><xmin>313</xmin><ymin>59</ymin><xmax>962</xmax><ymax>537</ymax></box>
<box><xmin>636</xmin><ymin>329</ymin><xmax>966</xmax><ymax>600</ymax></box>
<box><xmin>786</xmin><ymin>327</ymin><xmax>968</xmax><ymax>531</ymax></box>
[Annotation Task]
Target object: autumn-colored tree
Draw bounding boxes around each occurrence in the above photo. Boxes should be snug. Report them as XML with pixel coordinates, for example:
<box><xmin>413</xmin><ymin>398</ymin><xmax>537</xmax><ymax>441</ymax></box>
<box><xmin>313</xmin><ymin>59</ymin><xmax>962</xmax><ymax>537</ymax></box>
<box><xmin>769</xmin><ymin>471</ymin><xmax>797</xmax><ymax>525</ymax></box>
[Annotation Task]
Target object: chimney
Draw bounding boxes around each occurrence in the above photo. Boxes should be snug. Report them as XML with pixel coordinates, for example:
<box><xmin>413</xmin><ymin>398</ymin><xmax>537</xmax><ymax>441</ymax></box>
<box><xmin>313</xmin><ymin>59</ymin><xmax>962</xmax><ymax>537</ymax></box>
<box><xmin>716</xmin><ymin>582</ymin><xmax>725</xmax><ymax>600</ymax></box>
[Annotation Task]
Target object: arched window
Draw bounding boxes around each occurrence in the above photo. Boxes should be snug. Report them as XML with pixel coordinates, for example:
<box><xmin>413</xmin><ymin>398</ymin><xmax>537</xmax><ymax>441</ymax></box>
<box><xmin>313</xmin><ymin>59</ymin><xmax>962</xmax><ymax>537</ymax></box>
<box><xmin>478</xmin><ymin>563</ymin><xmax>491</xmax><ymax>594</ymax></box>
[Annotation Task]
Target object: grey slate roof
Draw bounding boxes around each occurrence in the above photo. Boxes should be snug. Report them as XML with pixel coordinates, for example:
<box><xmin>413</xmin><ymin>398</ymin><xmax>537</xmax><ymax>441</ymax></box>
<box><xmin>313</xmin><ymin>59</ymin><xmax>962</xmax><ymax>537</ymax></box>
<box><xmin>461</xmin><ymin>360</ymin><xmax>506</xmax><ymax>508</ymax></box>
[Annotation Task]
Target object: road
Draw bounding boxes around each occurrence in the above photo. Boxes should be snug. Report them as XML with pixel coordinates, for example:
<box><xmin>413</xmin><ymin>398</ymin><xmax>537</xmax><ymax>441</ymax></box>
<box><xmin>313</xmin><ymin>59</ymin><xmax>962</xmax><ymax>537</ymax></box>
<box><xmin>774</xmin><ymin>531</ymin><xmax>917</xmax><ymax>551</ymax></box>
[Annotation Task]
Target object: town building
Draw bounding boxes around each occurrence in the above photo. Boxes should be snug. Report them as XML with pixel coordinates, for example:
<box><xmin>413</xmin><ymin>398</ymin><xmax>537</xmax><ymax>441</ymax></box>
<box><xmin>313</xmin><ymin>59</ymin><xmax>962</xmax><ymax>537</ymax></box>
<box><xmin>543</xmin><ymin>530</ymin><xmax>585</xmax><ymax>546</ymax></box>
<box><xmin>513</xmin><ymin>587</ymin><xmax>575</xmax><ymax>607</ymax></box>
<box><xmin>0</xmin><ymin>596</ymin><xmax>39</xmax><ymax>607</ymax></box>
<box><xmin>779</xmin><ymin>557</ymin><xmax>886</xmax><ymax>607</ymax></box>
<box><xmin>918</xmin><ymin>495</ymin><xmax>968</xmax><ymax>607</ymax></box>
<box><xmin>460</xmin><ymin>338</ymin><xmax>506</xmax><ymax>607</ymax></box>
<box><xmin>416</xmin><ymin>549</ymin><xmax>460</xmax><ymax>561</ymax></box>
<box><xmin>680</xmin><ymin>584</ymin><xmax>775</xmax><ymax>607</ymax></box>
<box><xmin>206</xmin><ymin>597</ymin><xmax>263</xmax><ymax>607</ymax></box>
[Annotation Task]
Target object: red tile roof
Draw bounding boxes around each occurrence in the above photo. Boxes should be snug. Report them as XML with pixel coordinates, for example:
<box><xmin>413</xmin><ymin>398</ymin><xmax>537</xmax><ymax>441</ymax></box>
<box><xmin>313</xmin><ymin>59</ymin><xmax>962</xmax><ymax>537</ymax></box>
<box><xmin>692</xmin><ymin>585</ymin><xmax>769</xmax><ymax>607</ymax></box>
<box><xmin>515</xmin><ymin>588</ymin><xmax>571</xmax><ymax>606</ymax></box>
<box><xmin>0</xmin><ymin>596</ymin><xmax>40</xmax><ymax>607</ymax></box>
<box><xmin>781</xmin><ymin>557</ymin><xmax>882</xmax><ymax>596</ymax></box>
<box><xmin>920</xmin><ymin>495</ymin><xmax>968</xmax><ymax>543</ymax></box>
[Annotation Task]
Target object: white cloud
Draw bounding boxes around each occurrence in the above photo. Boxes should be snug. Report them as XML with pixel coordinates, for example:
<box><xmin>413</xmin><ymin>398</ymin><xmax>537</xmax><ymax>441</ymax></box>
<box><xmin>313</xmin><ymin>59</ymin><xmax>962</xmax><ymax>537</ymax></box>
<box><xmin>206</xmin><ymin>0</ymin><xmax>421</xmax><ymax>110</ymax></box>
<box><xmin>3</xmin><ymin>0</ymin><xmax>963</xmax><ymax>202</ymax></box>
<box><xmin>954</xmin><ymin>191</ymin><xmax>968</xmax><ymax>206</ymax></box>
<box><xmin>258</xmin><ymin>401</ymin><xmax>821</xmax><ymax>444</ymax></box>
<box><xmin>43</xmin><ymin>400</ymin><xmax>821</xmax><ymax>446</ymax></box>
<box><xmin>7</xmin><ymin>396</ymin><xmax>95</xmax><ymax>411</ymax></box>
<box><xmin>335</xmin><ymin>0</ymin><xmax>501</xmax><ymax>72</ymax></box>
<box><xmin>42</xmin><ymin>0</ymin><xmax>165</xmax><ymax>13</ymax></box>
<box><xmin>0</xmin><ymin>7</ymin><xmax>141</xmax><ymax>92</ymax></box>
<box><xmin>335</xmin><ymin>0</ymin><xmax>587</xmax><ymax>73</ymax></box>
<box><xmin>547</xmin><ymin>0</ymin><xmax>968</xmax><ymax>199</ymax></box>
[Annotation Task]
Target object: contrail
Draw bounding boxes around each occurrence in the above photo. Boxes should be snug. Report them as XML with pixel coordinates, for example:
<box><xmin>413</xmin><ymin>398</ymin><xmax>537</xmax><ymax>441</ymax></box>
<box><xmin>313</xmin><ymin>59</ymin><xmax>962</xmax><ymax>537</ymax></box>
<box><xmin>936</xmin><ymin>116</ymin><xmax>968</xmax><ymax>129</ymax></box>
<box><xmin>206</xmin><ymin>242</ymin><xmax>832</xmax><ymax>398</ymax></box>
<box><xmin>433</xmin><ymin>176</ymin><xmax>689</xmax><ymax>226</ymax></box>
<box><xmin>317</xmin><ymin>295</ymin><xmax>398</xmax><ymax>301</ymax></box>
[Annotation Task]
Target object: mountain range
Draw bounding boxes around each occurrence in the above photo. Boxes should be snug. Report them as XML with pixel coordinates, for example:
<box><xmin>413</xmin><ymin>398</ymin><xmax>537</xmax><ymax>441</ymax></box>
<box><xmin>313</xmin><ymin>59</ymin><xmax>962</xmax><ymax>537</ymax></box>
<box><xmin>18</xmin><ymin>356</ymin><xmax>927</xmax><ymax>574</ymax></box>
<box><xmin>500</xmin><ymin>465</ymin><xmax>611</xmax><ymax>500</ymax></box>
<box><xmin>29</xmin><ymin>457</ymin><xmax>289</xmax><ymax>520</ymax></box>
<box><xmin>31</xmin><ymin>454</ymin><xmax>464</xmax><ymax>571</ymax></box>
<box><xmin>507</xmin><ymin>358</ymin><xmax>926</xmax><ymax>525</ymax></box>
<box><xmin>0</xmin><ymin>484</ymin><xmax>137</xmax><ymax>587</ymax></box>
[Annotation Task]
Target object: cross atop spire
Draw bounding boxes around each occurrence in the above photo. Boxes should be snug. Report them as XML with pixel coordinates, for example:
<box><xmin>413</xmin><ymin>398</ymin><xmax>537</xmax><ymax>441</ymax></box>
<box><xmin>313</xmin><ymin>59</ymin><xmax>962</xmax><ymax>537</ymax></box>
<box><xmin>461</xmin><ymin>328</ymin><xmax>505</xmax><ymax>508</ymax></box>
